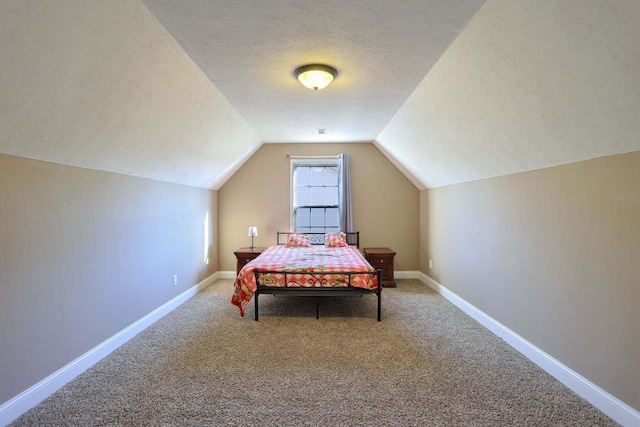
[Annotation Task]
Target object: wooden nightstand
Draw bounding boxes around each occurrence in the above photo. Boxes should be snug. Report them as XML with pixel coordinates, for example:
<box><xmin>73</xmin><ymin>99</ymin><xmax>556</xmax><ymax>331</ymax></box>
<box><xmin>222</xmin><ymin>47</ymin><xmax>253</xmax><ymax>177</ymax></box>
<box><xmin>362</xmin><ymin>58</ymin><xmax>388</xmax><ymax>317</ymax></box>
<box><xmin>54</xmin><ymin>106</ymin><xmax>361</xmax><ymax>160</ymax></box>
<box><xmin>363</xmin><ymin>247</ymin><xmax>396</xmax><ymax>288</ymax></box>
<box><xmin>234</xmin><ymin>247</ymin><xmax>267</xmax><ymax>276</ymax></box>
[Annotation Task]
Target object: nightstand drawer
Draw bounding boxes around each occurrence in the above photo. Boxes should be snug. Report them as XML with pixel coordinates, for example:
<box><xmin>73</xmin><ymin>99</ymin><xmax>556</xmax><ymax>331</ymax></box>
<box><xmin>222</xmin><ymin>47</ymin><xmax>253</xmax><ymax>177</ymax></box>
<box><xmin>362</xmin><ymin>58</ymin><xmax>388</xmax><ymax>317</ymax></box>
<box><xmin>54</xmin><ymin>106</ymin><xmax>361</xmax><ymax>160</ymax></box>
<box><xmin>363</xmin><ymin>247</ymin><xmax>396</xmax><ymax>288</ymax></box>
<box><xmin>368</xmin><ymin>257</ymin><xmax>390</xmax><ymax>269</ymax></box>
<box><xmin>234</xmin><ymin>247</ymin><xmax>267</xmax><ymax>276</ymax></box>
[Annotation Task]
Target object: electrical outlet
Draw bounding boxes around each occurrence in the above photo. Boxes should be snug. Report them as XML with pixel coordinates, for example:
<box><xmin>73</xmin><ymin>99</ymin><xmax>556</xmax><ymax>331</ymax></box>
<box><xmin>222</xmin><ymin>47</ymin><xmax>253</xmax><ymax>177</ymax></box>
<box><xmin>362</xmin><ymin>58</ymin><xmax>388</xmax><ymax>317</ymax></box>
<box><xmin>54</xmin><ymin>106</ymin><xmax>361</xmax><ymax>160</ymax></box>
<box><xmin>173</xmin><ymin>275</ymin><xmax>178</xmax><ymax>286</ymax></box>
<box><xmin>429</xmin><ymin>260</ymin><xmax>433</xmax><ymax>269</ymax></box>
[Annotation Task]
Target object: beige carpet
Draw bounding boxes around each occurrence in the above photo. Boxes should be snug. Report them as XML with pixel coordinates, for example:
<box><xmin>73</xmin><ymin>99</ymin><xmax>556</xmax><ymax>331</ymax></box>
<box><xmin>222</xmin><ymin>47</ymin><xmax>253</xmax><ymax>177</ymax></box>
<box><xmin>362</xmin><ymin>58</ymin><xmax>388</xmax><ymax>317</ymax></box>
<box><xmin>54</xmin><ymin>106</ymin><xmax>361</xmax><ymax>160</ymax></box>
<box><xmin>12</xmin><ymin>279</ymin><xmax>617</xmax><ymax>426</ymax></box>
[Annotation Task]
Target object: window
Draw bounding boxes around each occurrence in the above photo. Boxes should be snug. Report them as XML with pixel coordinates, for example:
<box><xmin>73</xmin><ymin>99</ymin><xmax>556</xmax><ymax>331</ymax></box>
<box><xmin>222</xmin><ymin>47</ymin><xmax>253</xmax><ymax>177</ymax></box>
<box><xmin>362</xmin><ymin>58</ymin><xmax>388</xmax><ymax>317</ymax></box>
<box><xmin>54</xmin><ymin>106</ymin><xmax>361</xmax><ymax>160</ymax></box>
<box><xmin>291</xmin><ymin>158</ymin><xmax>340</xmax><ymax>234</ymax></box>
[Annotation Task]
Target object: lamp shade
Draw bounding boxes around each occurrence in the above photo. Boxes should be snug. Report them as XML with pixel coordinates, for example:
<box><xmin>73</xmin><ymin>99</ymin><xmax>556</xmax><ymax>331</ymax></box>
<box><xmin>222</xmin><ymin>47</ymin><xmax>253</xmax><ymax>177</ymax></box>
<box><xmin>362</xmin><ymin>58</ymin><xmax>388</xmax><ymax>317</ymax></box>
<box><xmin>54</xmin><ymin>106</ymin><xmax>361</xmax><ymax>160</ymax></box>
<box><xmin>294</xmin><ymin>64</ymin><xmax>337</xmax><ymax>91</ymax></box>
<box><xmin>247</xmin><ymin>226</ymin><xmax>258</xmax><ymax>237</ymax></box>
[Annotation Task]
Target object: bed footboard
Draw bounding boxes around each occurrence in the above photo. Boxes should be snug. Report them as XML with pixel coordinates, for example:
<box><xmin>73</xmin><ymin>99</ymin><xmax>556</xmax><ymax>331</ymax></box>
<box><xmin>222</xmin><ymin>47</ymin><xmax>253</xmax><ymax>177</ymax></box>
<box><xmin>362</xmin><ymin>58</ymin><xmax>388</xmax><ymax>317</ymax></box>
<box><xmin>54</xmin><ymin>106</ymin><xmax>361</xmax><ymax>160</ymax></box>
<box><xmin>253</xmin><ymin>269</ymin><xmax>382</xmax><ymax>321</ymax></box>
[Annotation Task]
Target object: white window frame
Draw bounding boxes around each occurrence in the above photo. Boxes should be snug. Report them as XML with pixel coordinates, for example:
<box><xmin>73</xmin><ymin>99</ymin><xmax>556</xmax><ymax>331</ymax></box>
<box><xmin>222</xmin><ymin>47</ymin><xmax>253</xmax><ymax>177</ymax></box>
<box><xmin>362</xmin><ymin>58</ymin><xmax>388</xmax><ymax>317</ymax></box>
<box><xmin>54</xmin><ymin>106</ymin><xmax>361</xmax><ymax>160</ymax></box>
<box><xmin>289</xmin><ymin>157</ymin><xmax>339</xmax><ymax>233</ymax></box>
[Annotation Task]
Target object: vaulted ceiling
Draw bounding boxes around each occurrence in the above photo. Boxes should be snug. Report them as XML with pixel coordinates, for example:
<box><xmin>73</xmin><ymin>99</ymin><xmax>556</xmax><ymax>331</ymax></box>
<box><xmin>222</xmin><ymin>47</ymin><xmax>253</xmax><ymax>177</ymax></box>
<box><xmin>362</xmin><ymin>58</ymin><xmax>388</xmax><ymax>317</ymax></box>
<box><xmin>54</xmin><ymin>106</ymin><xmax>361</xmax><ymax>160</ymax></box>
<box><xmin>1</xmin><ymin>1</ymin><xmax>639</xmax><ymax>190</ymax></box>
<box><xmin>141</xmin><ymin>0</ymin><xmax>484</xmax><ymax>144</ymax></box>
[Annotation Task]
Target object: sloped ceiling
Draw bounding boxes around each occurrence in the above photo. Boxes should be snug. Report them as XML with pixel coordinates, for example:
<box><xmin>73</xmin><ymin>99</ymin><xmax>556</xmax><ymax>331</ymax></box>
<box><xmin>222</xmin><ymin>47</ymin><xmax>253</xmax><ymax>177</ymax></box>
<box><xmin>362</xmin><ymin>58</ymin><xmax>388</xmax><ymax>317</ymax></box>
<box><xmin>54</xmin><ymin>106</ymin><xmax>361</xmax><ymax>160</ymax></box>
<box><xmin>0</xmin><ymin>1</ymin><xmax>261</xmax><ymax>190</ymax></box>
<box><xmin>141</xmin><ymin>0</ymin><xmax>485</xmax><ymax>143</ymax></box>
<box><xmin>1</xmin><ymin>1</ymin><xmax>639</xmax><ymax>190</ymax></box>
<box><xmin>378</xmin><ymin>1</ymin><xmax>640</xmax><ymax>189</ymax></box>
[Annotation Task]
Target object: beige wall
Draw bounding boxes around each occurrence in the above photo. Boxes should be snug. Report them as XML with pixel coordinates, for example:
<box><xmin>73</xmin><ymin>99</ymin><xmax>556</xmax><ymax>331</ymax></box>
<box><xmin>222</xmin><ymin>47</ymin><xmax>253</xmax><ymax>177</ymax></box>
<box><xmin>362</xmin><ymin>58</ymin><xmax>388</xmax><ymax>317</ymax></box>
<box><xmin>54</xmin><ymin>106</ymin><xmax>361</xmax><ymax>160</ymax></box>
<box><xmin>218</xmin><ymin>143</ymin><xmax>419</xmax><ymax>272</ymax></box>
<box><xmin>0</xmin><ymin>153</ymin><xmax>217</xmax><ymax>405</ymax></box>
<box><xmin>421</xmin><ymin>152</ymin><xmax>640</xmax><ymax>410</ymax></box>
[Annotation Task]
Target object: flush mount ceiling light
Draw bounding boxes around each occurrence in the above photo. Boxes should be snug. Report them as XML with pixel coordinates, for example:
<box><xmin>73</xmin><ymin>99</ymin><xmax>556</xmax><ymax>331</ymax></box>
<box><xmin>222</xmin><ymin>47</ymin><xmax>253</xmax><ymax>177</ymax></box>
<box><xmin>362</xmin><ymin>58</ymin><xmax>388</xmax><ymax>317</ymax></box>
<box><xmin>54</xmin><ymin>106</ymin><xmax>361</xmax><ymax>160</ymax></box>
<box><xmin>293</xmin><ymin>64</ymin><xmax>338</xmax><ymax>91</ymax></box>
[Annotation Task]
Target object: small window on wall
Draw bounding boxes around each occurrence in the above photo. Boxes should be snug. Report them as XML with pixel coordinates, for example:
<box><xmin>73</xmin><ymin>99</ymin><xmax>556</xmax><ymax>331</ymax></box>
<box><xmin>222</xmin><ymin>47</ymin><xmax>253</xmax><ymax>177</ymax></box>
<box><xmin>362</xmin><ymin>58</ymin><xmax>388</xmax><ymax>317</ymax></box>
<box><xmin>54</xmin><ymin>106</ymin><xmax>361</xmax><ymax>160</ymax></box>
<box><xmin>291</xmin><ymin>158</ymin><xmax>340</xmax><ymax>234</ymax></box>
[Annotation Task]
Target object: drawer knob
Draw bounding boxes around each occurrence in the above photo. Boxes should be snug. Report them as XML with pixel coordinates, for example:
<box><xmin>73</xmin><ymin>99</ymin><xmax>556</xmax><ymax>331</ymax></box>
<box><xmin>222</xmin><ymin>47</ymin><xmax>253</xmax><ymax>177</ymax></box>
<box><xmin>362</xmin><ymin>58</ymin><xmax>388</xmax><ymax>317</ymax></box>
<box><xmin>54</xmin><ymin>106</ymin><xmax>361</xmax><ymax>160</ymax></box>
<box><xmin>380</xmin><ymin>259</ymin><xmax>384</xmax><ymax>263</ymax></box>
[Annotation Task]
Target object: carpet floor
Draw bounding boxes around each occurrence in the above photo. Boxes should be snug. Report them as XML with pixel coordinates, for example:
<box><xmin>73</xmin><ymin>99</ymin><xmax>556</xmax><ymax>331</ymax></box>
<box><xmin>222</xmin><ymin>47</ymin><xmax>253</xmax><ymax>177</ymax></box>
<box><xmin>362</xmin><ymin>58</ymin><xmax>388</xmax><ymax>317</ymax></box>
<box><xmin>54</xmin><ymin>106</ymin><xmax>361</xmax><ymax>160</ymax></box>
<box><xmin>11</xmin><ymin>279</ymin><xmax>617</xmax><ymax>426</ymax></box>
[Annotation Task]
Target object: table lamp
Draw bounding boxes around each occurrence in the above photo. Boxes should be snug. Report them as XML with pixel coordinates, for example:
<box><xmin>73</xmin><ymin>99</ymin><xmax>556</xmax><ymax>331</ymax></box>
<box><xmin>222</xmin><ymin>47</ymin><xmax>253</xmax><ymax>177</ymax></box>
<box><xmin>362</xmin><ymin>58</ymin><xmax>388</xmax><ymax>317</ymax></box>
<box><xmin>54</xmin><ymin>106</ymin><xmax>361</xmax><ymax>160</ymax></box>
<box><xmin>248</xmin><ymin>226</ymin><xmax>258</xmax><ymax>250</ymax></box>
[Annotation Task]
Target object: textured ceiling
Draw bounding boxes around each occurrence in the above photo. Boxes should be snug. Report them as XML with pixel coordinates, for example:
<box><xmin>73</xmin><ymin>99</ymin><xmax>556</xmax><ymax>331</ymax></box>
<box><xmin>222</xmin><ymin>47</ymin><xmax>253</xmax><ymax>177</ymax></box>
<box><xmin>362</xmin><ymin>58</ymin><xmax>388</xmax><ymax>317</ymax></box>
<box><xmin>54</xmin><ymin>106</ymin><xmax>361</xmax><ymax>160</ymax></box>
<box><xmin>377</xmin><ymin>0</ymin><xmax>640</xmax><ymax>189</ymax></box>
<box><xmin>2</xmin><ymin>1</ymin><xmax>639</xmax><ymax>190</ymax></box>
<box><xmin>0</xmin><ymin>1</ymin><xmax>261</xmax><ymax>190</ymax></box>
<box><xmin>141</xmin><ymin>0</ymin><xmax>485</xmax><ymax>143</ymax></box>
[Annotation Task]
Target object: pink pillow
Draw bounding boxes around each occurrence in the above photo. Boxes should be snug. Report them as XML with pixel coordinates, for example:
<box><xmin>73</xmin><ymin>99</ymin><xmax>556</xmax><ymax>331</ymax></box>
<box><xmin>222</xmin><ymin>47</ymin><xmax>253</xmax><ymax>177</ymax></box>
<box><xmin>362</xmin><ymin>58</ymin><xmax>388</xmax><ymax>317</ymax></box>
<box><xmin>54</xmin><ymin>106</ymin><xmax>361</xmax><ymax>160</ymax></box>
<box><xmin>325</xmin><ymin>232</ymin><xmax>348</xmax><ymax>247</ymax></box>
<box><xmin>285</xmin><ymin>233</ymin><xmax>311</xmax><ymax>248</ymax></box>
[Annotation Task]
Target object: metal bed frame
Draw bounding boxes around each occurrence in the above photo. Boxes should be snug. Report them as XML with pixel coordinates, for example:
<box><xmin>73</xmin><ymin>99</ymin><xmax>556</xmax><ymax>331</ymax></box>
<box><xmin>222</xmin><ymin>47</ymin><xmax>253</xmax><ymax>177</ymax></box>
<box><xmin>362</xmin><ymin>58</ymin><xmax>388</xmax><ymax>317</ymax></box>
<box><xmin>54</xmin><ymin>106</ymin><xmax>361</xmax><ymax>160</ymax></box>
<box><xmin>252</xmin><ymin>232</ymin><xmax>382</xmax><ymax>321</ymax></box>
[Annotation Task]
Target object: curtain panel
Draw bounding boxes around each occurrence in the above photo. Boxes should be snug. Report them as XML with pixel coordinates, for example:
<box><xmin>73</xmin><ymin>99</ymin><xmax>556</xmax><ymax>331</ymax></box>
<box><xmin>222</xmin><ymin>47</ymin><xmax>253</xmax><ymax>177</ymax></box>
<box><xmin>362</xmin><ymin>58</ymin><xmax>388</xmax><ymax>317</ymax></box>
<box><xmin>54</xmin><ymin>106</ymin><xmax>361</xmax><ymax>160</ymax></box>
<box><xmin>337</xmin><ymin>153</ymin><xmax>355</xmax><ymax>243</ymax></box>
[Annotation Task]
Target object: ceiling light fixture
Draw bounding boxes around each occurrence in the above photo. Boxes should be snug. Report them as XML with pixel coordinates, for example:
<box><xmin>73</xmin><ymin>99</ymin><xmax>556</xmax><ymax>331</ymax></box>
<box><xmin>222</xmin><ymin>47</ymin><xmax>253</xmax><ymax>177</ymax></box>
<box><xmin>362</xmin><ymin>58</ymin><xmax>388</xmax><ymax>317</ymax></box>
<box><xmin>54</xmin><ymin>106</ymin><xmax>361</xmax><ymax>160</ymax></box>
<box><xmin>294</xmin><ymin>64</ymin><xmax>337</xmax><ymax>91</ymax></box>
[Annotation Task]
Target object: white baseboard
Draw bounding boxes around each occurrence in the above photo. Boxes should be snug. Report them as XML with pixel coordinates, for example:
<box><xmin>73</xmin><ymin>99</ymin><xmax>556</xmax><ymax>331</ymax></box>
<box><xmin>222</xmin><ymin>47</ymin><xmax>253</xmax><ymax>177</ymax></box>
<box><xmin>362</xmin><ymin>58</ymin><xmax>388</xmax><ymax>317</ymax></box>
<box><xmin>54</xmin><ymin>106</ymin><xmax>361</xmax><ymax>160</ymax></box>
<box><xmin>394</xmin><ymin>270</ymin><xmax>420</xmax><ymax>279</ymax></box>
<box><xmin>217</xmin><ymin>271</ymin><xmax>237</xmax><ymax>279</ymax></box>
<box><xmin>417</xmin><ymin>272</ymin><xmax>640</xmax><ymax>427</ymax></box>
<box><xmin>0</xmin><ymin>273</ymin><xmax>218</xmax><ymax>427</ymax></box>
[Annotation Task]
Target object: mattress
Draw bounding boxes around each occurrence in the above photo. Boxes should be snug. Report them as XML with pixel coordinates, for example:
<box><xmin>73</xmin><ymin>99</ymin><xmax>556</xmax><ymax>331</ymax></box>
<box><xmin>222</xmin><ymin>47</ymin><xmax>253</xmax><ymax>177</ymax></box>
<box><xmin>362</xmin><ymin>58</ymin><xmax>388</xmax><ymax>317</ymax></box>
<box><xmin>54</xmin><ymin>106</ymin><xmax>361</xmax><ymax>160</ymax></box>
<box><xmin>231</xmin><ymin>245</ymin><xmax>378</xmax><ymax>317</ymax></box>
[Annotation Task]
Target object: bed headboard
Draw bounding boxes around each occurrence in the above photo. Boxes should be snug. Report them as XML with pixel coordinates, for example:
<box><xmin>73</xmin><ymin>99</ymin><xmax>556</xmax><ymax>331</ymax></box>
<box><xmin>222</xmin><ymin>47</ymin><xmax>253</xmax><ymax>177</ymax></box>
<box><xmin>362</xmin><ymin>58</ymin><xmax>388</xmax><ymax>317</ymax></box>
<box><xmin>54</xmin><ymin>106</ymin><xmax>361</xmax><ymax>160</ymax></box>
<box><xmin>277</xmin><ymin>231</ymin><xmax>360</xmax><ymax>248</ymax></box>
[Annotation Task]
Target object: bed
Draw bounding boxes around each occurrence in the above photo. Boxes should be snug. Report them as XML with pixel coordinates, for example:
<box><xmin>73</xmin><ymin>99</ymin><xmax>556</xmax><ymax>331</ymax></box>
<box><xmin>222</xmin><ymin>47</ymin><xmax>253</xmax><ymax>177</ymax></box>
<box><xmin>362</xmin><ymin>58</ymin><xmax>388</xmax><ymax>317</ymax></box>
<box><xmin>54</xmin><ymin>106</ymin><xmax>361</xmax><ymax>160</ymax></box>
<box><xmin>231</xmin><ymin>232</ymin><xmax>382</xmax><ymax>321</ymax></box>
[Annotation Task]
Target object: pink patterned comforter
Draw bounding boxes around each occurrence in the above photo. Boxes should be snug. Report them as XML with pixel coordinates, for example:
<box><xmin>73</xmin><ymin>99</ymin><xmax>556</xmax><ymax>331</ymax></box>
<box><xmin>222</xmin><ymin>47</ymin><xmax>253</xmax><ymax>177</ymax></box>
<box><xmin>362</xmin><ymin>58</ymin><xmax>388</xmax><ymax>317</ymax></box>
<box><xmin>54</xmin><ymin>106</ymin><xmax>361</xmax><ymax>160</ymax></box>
<box><xmin>231</xmin><ymin>245</ymin><xmax>378</xmax><ymax>317</ymax></box>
